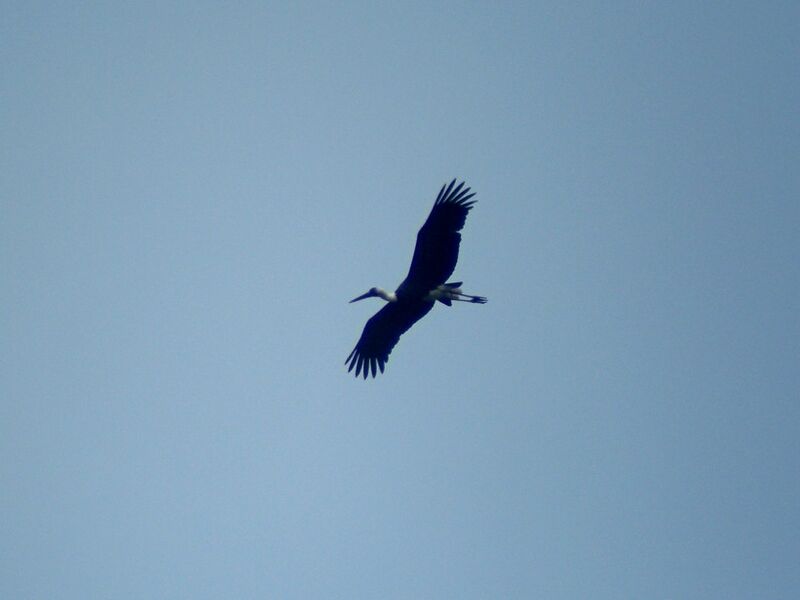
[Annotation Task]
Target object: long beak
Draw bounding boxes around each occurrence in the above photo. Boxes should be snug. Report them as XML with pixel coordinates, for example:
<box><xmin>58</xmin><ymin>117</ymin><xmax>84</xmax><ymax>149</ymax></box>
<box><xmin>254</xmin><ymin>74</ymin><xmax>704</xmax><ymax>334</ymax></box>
<box><xmin>350</xmin><ymin>291</ymin><xmax>373</xmax><ymax>303</ymax></box>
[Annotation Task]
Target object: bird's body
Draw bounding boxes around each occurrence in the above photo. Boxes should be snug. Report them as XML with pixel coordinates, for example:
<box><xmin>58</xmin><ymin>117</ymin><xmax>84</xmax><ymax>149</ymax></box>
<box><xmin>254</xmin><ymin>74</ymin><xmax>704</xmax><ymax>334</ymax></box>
<box><xmin>346</xmin><ymin>179</ymin><xmax>486</xmax><ymax>378</ymax></box>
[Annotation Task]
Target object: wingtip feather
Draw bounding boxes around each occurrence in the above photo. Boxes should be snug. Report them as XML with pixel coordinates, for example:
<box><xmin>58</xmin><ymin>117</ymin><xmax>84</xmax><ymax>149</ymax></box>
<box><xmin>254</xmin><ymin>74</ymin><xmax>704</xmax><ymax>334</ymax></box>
<box><xmin>435</xmin><ymin>183</ymin><xmax>447</xmax><ymax>204</ymax></box>
<box><xmin>441</xmin><ymin>179</ymin><xmax>457</xmax><ymax>203</ymax></box>
<box><xmin>455</xmin><ymin>191</ymin><xmax>475</xmax><ymax>205</ymax></box>
<box><xmin>451</xmin><ymin>186</ymin><xmax>471</xmax><ymax>203</ymax></box>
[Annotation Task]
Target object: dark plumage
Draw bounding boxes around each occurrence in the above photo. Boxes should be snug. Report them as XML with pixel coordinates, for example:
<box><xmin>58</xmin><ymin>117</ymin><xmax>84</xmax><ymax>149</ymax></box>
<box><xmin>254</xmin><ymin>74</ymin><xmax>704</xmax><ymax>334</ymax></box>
<box><xmin>345</xmin><ymin>301</ymin><xmax>434</xmax><ymax>378</ymax></box>
<box><xmin>398</xmin><ymin>179</ymin><xmax>476</xmax><ymax>297</ymax></box>
<box><xmin>346</xmin><ymin>179</ymin><xmax>485</xmax><ymax>379</ymax></box>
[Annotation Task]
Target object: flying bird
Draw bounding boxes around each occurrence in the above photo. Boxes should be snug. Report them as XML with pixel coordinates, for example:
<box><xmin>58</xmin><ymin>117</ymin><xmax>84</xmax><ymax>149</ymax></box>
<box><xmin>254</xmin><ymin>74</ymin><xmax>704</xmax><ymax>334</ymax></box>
<box><xmin>346</xmin><ymin>179</ymin><xmax>487</xmax><ymax>378</ymax></box>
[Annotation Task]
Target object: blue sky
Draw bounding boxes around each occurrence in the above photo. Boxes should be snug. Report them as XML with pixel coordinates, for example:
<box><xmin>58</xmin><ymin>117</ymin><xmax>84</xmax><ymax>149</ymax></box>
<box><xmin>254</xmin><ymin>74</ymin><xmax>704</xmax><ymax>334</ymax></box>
<box><xmin>2</xmin><ymin>2</ymin><xmax>799</xmax><ymax>598</ymax></box>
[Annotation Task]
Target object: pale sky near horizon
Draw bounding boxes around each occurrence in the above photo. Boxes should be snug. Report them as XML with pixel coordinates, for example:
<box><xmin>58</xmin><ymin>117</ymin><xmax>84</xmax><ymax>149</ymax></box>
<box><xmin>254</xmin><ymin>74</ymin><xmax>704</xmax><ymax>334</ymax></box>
<box><xmin>2</xmin><ymin>2</ymin><xmax>799</xmax><ymax>598</ymax></box>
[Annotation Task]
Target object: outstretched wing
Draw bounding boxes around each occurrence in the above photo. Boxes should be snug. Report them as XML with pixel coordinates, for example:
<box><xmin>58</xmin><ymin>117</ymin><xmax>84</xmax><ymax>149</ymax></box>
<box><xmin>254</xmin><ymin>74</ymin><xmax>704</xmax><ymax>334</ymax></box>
<box><xmin>399</xmin><ymin>179</ymin><xmax>477</xmax><ymax>296</ymax></box>
<box><xmin>345</xmin><ymin>300</ymin><xmax>434</xmax><ymax>379</ymax></box>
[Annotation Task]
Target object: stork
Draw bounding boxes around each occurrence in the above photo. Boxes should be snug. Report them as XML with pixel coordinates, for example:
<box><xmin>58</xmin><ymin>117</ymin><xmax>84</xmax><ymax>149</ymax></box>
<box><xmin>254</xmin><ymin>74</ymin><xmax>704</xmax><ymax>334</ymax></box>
<box><xmin>346</xmin><ymin>179</ymin><xmax>487</xmax><ymax>378</ymax></box>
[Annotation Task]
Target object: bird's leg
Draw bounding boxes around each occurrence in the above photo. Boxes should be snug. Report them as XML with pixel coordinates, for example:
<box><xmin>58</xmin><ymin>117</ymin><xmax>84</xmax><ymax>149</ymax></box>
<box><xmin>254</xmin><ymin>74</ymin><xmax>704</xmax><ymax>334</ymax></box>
<box><xmin>451</xmin><ymin>293</ymin><xmax>487</xmax><ymax>304</ymax></box>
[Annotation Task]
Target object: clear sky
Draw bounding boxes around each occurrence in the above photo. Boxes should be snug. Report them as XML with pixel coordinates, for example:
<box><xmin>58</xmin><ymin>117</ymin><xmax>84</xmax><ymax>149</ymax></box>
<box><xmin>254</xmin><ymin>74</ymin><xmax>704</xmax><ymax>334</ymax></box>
<box><xmin>2</xmin><ymin>2</ymin><xmax>799</xmax><ymax>598</ymax></box>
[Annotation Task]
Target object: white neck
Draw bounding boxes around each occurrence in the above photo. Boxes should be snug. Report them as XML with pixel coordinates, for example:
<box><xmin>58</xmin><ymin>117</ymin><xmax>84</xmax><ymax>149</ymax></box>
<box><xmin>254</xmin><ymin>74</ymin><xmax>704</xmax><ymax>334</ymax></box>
<box><xmin>375</xmin><ymin>288</ymin><xmax>398</xmax><ymax>302</ymax></box>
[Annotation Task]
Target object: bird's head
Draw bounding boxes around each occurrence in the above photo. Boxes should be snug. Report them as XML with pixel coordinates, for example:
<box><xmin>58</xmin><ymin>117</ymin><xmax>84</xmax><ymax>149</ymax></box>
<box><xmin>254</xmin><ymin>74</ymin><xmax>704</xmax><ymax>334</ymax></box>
<box><xmin>350</xmin><ymin>287</ymin><xmax>380</xmax><ymax>303</ymax></box>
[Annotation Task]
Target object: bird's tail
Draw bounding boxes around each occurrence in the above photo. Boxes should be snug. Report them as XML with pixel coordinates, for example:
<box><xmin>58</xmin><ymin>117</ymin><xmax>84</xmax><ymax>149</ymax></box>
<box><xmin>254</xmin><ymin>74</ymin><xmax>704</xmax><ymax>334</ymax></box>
<box><xmin>436</xmin><ymin>282</ymin><xmax>487</xmax><ymax>305</ymax></box>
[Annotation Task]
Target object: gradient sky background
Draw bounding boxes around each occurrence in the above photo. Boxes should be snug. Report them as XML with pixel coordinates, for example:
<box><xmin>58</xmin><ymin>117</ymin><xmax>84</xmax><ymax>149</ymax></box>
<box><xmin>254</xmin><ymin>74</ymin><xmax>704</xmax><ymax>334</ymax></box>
<box><xmin>2</xmin><ymin>2</ymin><xmax>799</xmax><ymax>598</ymax></box>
